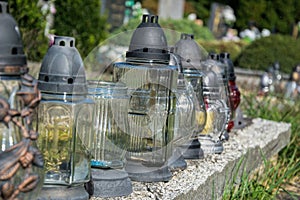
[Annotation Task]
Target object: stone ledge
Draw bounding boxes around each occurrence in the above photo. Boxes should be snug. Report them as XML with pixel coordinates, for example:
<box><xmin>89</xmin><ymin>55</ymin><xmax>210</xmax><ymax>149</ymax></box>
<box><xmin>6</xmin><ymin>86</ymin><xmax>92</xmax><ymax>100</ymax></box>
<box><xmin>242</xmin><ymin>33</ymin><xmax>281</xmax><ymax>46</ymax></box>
<box><xmin>91</xmin><ymin>118</ymin><xmax>291</xmax><ymax>200</ymax></box>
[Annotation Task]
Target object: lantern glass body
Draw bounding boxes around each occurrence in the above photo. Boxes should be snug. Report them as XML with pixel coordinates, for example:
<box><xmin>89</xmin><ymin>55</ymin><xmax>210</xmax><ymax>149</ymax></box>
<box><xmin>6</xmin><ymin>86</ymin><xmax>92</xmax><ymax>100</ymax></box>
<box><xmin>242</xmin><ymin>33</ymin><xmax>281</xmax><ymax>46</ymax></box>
<box><xmin>201</xmin><ymin>70</ymin><xmax>228</xmax><ymax>140</ymax></box>
<box><xmin>37</xmin><ymin>94</ymin><xmax>93</xmax><ymax>185</ymax></box>
<box><xmin>88</xmin><ymin>81</ymin><xmax>129</xmax><ymax>169</ymax></box>
<box><xmin>213</xmin><ymin>60</ymin><xmax>232</xmax><ymax>136</ymax></box>
<box><xmin>113</xmin><ymin>61</ymin><xmax>177</xmax><ymax>167</ymax></box>
<box><xmin>201</xmin><ymin>60</ymin><xmax>231</xmax><ymax>139</ymax></box>
<box><xmin>182</xmin><ymin>69</ymin><xmax>207</xmax><ymax>135</ymax></box>
<box><xmin>217</xmin><ymin>60</ymin><xmax>234</xmax><ymax>127</ymax></box>
<box><xmin>205</xmin><ymin>60</ymin><xmax>231</xmax><ymax>108</ymax></box>
<box><xmin>0</xmin><ymin>80</ymin><xmax>22</xmax><ymax>150</ymax></box>
<box><xmin>173</xmin><ymin>75</ymin><xmax>197</xmax><ymax>145</ymax></box>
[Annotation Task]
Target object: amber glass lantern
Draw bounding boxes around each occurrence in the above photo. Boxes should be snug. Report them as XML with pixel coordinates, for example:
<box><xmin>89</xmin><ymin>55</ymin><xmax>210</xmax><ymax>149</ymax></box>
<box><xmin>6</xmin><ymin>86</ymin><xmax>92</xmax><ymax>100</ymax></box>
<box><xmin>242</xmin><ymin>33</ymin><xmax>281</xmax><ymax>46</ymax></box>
<box><xmin>36</xmin><ymin>36</ymin><xmax>94</xmax><ymax>199</ymax></box>
<box><xmin>0</xmin><ymin>2</ymin><xmax>44</xmax><ymax>199</ymax></box>
<box><xmin>113</xmin><ymin>14</ymin><xmax>177</xmax><ymax>182</ymax></box>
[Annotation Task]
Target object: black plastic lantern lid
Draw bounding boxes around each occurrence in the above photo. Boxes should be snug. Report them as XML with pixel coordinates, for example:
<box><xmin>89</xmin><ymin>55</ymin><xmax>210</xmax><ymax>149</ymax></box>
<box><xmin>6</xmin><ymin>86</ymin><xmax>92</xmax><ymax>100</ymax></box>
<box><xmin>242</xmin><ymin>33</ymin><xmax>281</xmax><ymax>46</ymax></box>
<box><xmin>126</xmin><ymin>14</ymin><xmax>170</xmax><ymax>62</ymax></box>
<box><xmin>208</xmin><ymin>52</ymin><xmax>219</xmax><ymax>60</ymax></box>
<box><xmin>0</xmin><ymin>1</ymin><xmax>28</xmax><ymax>76</ymax></box>
<box><xmin>38</xmin><ymin>36</ymin><xmax>87</xmax><ymax>95</ymax></box>
<box><xmin>174</xmin><ymin>33</ymin><xmax>207</xmax><ymax>69</ymax></box>
<box><xmin>220</xmin><ymin>52</ymin><xmax>236</xmax><ymax>81</ymax></box>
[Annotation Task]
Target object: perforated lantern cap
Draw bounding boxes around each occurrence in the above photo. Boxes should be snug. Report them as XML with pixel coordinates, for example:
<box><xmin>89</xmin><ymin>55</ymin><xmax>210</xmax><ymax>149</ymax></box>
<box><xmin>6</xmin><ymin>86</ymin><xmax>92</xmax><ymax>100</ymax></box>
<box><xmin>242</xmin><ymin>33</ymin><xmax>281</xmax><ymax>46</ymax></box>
<box><xmin>174</xmin><ymin>33</ymin><xmax>207</xmax><ymax>69</ymax></box>
<box><xmin>220</xmin><ymin>52</ymin><xmax>236</xmax><ymax>81</ymax></box>
<box><xmin>0</xmin><ymin>1</ymin><xmax>28</xmax><ymax>76</ymax></box>
<box><xmin>126</xmin><ymin>14</ymin><xmax>170</xmax><ymax>63</ymax></box>
<box><xmin>38</xmin><ymin>36</ymin><xmax>87</xmax><ymax>95</ymax></box>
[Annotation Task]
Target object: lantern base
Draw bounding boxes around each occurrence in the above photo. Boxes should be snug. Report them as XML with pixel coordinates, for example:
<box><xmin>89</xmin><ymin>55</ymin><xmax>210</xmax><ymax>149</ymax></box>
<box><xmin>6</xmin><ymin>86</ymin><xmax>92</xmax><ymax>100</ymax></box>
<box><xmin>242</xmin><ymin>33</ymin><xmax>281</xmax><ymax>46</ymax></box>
<box><xmin>125</xmin><ymin>160</ymin><xmax>172</xmax><ymax>182</ymax></box>
<box><xmin>91</xmin><ymin>168</ymin><xmax>133</xmax><ymax>198</ymax></box>
<box><xmin>168</xmin><ymin>148</ymin><xmax>187</xmax><ymax>171</ymax></box>
<box><xmin>37</xmin><ymin>185</ymin><xmax>89</xmax><ymax>200</ymax></box>
<box><xmin>179</xmin><ymin>138</ymin><xmax>204</xmax><ymax>159</ymax></box>
<box><xmin>198</xmin><ymin>135</ymin><xmax>224</xmax><ymax>154</ymax></box>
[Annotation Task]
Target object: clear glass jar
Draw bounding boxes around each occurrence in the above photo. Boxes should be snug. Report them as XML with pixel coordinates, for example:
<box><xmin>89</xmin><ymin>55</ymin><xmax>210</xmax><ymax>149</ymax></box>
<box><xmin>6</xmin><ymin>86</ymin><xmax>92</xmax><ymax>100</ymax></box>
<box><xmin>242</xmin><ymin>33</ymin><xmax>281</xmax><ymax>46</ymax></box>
<box><xmin>88</xmin><ymin>81</ymin><xmax>130</xmax><ymax>169</ymax></box>
<box><xmin>113</xmin><ymin>61</ymin><xmax>177</xmax><ymax>167</ymax></box>
<box><xmin>201</xmin><ymin>70</ymin><xmax>228</xmax><ymax>141</ymax></box>
<box><xmin>201</xmin><ymin>58</ymin><xmax>231</xmax><ymax>140</ymax></box>
<box><xmin>37</xmin><ymin>94</ymin><xmax>94</xmax><ymax>185</ymax></box>
<box><xmin>173</xmin><ymin>74</ymin><xmax>197</xmax><ymax>145</ymax></box>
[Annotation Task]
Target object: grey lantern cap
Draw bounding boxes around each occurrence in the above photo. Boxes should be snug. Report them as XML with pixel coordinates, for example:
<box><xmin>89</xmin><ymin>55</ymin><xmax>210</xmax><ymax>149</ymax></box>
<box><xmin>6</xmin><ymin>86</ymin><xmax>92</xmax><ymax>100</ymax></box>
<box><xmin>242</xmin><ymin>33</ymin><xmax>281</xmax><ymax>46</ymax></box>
<box><xmin>208</xmin><ymin>52</ymin><xmax>228</xmax><ymax>83</ymax></box>
<box><xmin>38</xmin><ymin>36</ymin><xmax>88</xmax><ymax>95</ymax></box>
<box><xmin>0</xmin><ymin>1</ymin><xmax>28</xmax><ymax>76</ymax></box>
<box><xmin>208</xmin><ymin>52</ymin><xmax>219</xmax><ymax>60</ymax></box>
<box><xmin>126</xmin><ymin>14</ymin><xmax>170</xmax><ymax>62</ymax></box>
<box><xmin>174</xmin><ymin>33</ymin><xmax>207</xmax><ymax>69</ymax></box>
<box><xmin>219</xmin><ymin>52</ymin><xmax>236</xmax><ymax>81</ymax></box>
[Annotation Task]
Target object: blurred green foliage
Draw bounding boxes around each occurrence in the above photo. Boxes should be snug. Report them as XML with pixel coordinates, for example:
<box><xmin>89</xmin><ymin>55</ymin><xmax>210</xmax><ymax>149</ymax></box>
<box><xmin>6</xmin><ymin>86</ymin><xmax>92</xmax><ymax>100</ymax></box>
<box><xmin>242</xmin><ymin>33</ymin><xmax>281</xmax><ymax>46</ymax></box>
<box><xmin>185</xmin><ymin>0</ymin><xmax>211</xmax><ymax>22</ymax></box>
<box><xmin>9</xmin><ymin>0</ymin><xmax>109</xmax><ymax>61</ymax></box>
<box><xmin>235</xmin><ymin>35</ymin><xmax>300</xmax><ymax>74</ymax></box>
<box><xmin>159</xmin><ymin>18</ymin><xmax>214</xmax><ymax>41</ymax></box>
<box><xmin>54</xmin><ymin>0</ymin><xmax>109</xmax><ymax>58</ymax></box>
<box><xmin>184</xmin><ymin>0</ymin><xmax>300</xmax><ymax>35</ymax></box>
<box><xmin>234</xmin><ymin>0</ymin><xmax>300</xmax><ymax>34</ymax></box>
<box><xmin>9</xmin><ymin>0</ymin><xmax>48</xmax><ymax>61</ymax></box>
<box><xmin>199</xmin><ymin>40</ymin><xmax>248</xmax><ymax>62</ymax></box>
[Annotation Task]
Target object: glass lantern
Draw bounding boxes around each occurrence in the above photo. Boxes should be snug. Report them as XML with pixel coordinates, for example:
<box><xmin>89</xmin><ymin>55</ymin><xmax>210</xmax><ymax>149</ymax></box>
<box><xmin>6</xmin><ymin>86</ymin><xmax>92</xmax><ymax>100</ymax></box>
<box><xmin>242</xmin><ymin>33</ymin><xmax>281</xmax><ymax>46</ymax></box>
<box><xmin>173</xmin><ymin>33</ymin><xmax>207</xmax><ymax>159</ymax></box>
<box><xmin>88</xmin><ymin>81</ymin><xmax>129</xmax><ymax>169</ymax></box>
<box><xmin>219</xmin><ymin>52</ymin><xmax>241</xmax><ymax>132</ymax></box>
<box><xmin>113</xmin><ymin>14</ymin><xmax>178</xmax><ymax>182</ymax></box>
<box><xmin>207</xmin><ymin>53</ymin><xmax>232</xmax><ymax>140</ymax></box>
<box><xmin>87</xmin><ymin>80</ymin><xmax>132</xmax><ymax>197</ymax></box>
<box><xmin>0</xmin><ymin>2</ymin><xmax>44</xmax><ymax>199</ymax></box>
<box><xmin>167</xmin><ymin>53</ymin><xmax>201</xmax><ymax>170</ymax></box>
<box><xmin>200</xmin><ymin>54</ymin><xmax>231</xmax><ymax>154</ymax></box>
<box><xmin>36</xmin><ymin>36</ymin><xmax>94</xmax><ymax>199</ymax></box>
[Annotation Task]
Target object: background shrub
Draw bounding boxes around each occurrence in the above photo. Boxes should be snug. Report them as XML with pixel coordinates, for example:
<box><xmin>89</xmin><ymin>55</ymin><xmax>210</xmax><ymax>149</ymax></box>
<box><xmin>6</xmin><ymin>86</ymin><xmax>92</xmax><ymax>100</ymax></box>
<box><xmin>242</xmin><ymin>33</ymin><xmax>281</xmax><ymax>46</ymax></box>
<box><xmin>54</xmin><ymin>0</ymin><xmax>109</xmax><ymax>58</ymax></box>
<box><xmin>9</xmin><ymin>0</ymin><xmax>48</xmax><ymax>62</ymax></box>
<box><xmin>159</xmin><ymin>18</ymin><xmax>214</xmax><ymax>41</ymax></box>
<box><xmin>235</xmin><ymin>35</ymin><xmax>300</xmax><ymax>74</ymax></box>
<box><xmin>198</xmin><ymin>40</ymin><xmax>248</xmax><ymax>61</ymax></box>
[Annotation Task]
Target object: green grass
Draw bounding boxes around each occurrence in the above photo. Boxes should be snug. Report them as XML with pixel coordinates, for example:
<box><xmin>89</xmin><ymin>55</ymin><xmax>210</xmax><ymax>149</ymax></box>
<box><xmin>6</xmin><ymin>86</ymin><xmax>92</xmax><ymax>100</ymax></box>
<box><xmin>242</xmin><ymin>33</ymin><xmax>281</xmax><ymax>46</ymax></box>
<box><xmin>223</xmin><ymin>93</ymin><xmax>300</xmax><ymax>199</ymax></box>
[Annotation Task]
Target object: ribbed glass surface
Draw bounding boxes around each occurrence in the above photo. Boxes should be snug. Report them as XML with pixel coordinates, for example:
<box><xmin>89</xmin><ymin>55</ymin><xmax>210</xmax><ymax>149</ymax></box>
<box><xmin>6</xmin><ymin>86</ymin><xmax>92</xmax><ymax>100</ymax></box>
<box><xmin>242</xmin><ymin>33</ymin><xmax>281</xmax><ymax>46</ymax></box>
<box><xmin>88</xmin><ymin>81</ymin><xmax>129</xmax><ymax>169</ymax></box>
<box><xmin>182</xmin><ymin>69</ymin><xmax>207</xmax><ymax>136</ymax></box>
<box><xmin>113</xmin><ymin>62</ymin><xmax>177</xmax><ymax>167</ymax></box>
<box><xmin>201</xmin><ymin>69</ymin><xmax>229</xmax><ymax>140</ymax></box>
